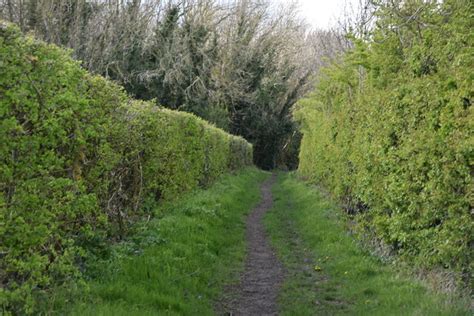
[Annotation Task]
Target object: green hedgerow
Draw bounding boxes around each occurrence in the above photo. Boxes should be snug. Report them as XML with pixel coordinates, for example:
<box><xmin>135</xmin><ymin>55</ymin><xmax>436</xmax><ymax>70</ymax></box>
<box><xmin>0</xmin><ymin>21</ymin><xmax>253</xmax><ymax>314</ymax></box>
<box><xmin>295</xmin><ymin>0</ymin><xmax>473</xmax><ymax>282</ymax></box>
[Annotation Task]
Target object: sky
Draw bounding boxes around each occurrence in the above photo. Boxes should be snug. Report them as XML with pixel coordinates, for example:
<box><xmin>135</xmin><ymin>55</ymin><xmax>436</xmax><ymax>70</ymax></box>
<box><xmin>274</xmin><ymin>0</ymin><xmax>360</xmax><ymax>30</ymax></box>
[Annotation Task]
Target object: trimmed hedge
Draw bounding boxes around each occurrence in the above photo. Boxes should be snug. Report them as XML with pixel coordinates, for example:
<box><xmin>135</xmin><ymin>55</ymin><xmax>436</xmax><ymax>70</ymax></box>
<box><xmin>0</xmin><ymin>22</ymin><xmax>252</xmax><ymax>314</ymax></box>
<box><xmin>296</xmin><ymin>0</ymin><xmax>472</xmax><ymax>282</ymax></box>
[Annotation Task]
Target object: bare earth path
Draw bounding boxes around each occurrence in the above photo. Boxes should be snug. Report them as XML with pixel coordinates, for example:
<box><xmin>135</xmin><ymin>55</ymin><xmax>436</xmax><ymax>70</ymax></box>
<box><xmin>219</xmin><ymin>173</ymin><xmax>285</xmax><ymax>315</ymax></box>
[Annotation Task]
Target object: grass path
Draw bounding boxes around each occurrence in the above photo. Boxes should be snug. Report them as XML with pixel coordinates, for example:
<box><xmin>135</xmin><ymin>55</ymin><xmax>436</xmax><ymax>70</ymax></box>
<box><xmin>265</xmin><ymin>172</ymin><xmax>470</xmax><ymax>315</ymax></box>
<box><xmin>60</xmin><ymin>169</ymin><xmax>470</xmax><ymax>315</ymax></box>
<box><xmin>66</xmin><ymin>168</ymin><xmax>268</xmax><ymax>315</ymax></box>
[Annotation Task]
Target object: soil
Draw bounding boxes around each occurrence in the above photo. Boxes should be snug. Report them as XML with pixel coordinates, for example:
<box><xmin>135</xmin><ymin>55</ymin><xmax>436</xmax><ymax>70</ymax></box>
<box><xmin>218</xmin><ymin>173</ymin><xmax>285</xmax><ymax>315</ymax></box>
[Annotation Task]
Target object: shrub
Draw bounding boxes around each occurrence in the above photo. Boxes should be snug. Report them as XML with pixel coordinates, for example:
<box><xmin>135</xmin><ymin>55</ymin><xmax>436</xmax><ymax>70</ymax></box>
<box><xmin>229</xmin><ymin>135</ymin><xmax>254</xmax><ymax>171</ymax></box>
<box><xmin>295</xmin><ymin>0</ymin><xmax>473</xmax><ymax>281</ymax></box>
<box><xmin>0</xmin><ymin>22</ymin><xmax>252</xmax><ymax>314</ymax></box>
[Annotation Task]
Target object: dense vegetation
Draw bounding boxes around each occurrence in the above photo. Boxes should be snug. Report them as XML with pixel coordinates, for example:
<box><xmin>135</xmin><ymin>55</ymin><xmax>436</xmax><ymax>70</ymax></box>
<box><xmin>296</xmin><ymin>0</ymin><xmax>473</xmax><ymax>285</ymax></box>
<box><xmin>0</xmin><ymin>0</ymin><xmax>332</xmax><ymax>169</ymax></box>
<box><xmin>0</xmin><ymin>22</ymin><xmax>252</xmax><ymax>314</ymax></box>
<box><xmin>266</xmin><ymin>173</ymin><xmax>470</xmax><ymax>315</ymax></box>
<box><xmin>1</xmin><ymin>0</ymin><xmax>472</xmax><ymax>314</ymax></box>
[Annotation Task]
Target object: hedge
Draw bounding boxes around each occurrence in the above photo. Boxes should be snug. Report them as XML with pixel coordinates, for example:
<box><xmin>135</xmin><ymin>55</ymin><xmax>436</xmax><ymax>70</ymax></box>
<box><xmin>295</xmin><ymin>0</ymin><xmax>472</xmax><ymax>283</ymax></box>
<box><xmin>0</xmin><ymin>22</ymin><xmax>252</xmax><ymax>314</ymax></box>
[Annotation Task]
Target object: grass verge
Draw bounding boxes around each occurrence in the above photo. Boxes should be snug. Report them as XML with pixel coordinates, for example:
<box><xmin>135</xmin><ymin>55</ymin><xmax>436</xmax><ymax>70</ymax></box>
<box><xmin>65</xmin><ymin>167</ymin><xmax>268</xmax><ymax>315</ymax></box>
<box><xmin>265</xmin><ymin>172</ymin><xmax>470</xmax><ymax>315</ymax></box>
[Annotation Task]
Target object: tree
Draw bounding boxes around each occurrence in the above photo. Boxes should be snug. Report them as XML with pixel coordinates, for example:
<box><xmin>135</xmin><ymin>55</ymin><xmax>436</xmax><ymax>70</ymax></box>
<box><xmin>0</xmin><ymin>0</ymin><xmax>342</xmax><ymax>169</ymax></box>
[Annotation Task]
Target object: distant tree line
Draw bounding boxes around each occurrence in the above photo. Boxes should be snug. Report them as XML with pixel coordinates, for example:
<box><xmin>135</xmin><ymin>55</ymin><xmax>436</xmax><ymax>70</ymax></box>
<box><xmin>0</xmin><ymin>0</ymin><xmax>348</xmax><ymax>169</ymax></box>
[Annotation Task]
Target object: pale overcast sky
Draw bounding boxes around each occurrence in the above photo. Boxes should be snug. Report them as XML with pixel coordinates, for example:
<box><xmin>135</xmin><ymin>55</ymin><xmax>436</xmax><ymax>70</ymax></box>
<box><xmin>275</xmin><ymin>0</ymin><xmax>360</xmax><ymax>30</ymax></box>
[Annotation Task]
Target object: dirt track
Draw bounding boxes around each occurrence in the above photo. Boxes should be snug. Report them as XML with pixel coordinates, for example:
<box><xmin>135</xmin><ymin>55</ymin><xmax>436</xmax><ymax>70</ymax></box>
<box><xmin>220</xmin><ymin>174</ymin><xmax>285</xmax><ymax>315</ymax></box>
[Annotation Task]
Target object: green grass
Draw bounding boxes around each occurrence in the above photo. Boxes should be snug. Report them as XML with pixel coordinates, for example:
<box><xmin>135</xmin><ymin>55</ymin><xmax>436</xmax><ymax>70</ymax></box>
<box><xmin>65</xmin><ymin>168</ymin><xmax>268</xmax><ymax>315</ymax></box>
<box><xmin>265</xmin><ymin>172</ymin><xmax>471</xmax><ymax>315</ymax></box>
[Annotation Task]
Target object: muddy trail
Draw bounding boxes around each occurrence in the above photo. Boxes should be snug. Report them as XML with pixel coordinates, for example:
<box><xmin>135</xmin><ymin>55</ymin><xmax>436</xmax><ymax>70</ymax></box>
<box><xmin>218</xmin><ymin>173</ymin><xmax>285</xmax><ymax>315</ymax></box>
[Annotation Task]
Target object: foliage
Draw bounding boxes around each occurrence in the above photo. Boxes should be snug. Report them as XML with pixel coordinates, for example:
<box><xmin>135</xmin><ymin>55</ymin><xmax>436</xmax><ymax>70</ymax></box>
<box><xmin>296</xmin><ymin>0</ymin><xmax>473</xmax><ymax>281</ymax></box>
<box><xmin>0</xmin><ymin>22</ymin><xmax>252</xmax><ymax>314</ymax></box>
<box><xmin>0</xmin><ymin>0</ymin><xmax>317</xmax><ymax>169</ymax></box>
<box><xmin>265</xmin><ymin>173</ymin><xmax>471</xmax><ymax>315</ymax></box>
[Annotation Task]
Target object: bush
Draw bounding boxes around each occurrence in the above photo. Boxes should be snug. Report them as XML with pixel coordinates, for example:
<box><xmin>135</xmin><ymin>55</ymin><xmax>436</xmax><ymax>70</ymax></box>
<box><xmin>0</xmin><ymin>22</ymin><xmax>252</xmax><ymax>314</ymax></box>
<box><xmin>295</xmin><ymin>0</ymin><xmax>472</xmax><ymax>281</ymax></box>
<box><xmin>229</xmin><ymin>135</ymin><xmax>254</xmax><ymax>171</ymax></box>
